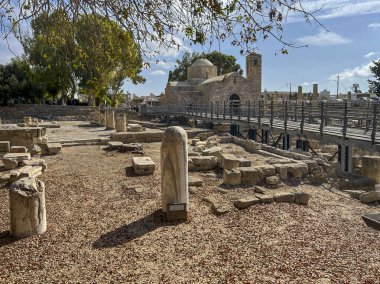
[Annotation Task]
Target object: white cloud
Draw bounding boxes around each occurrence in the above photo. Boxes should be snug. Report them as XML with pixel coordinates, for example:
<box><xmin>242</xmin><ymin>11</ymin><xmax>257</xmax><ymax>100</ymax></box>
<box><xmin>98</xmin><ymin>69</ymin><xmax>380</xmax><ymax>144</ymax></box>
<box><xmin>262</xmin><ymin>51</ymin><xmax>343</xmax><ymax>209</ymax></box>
<box><xmin>150</xmin><ymin>70</ymin><xmax>166</xmax><ymax>76</ymax></box>
<box><xmin>365</xmin><ymin>52</ymin><xmax>376</xmax><ymax>58</ymax></box>
<box><xmin>369</xmin><ymin>23</ymin><xmax>380</xmax><ymax>29</ymax></box>
<box><xmin>155</xmin><ymin>61</ymin><xmax>175</xmax><ymax>69</ymax></box>
<box><xmin>330</xmin><ymin>58</ymin><xmax>380</xmax><ymax>80</ymax></box>
<box><xmin>288</xmin><ymin>1</ymin><xmax>380</xmax><ymax>22</ymax></box>
<box><xmin>297</xmin><ymin>30</ymin><xmax>351</xmax><ymax>46</ymax></box>
<box><xmin>302</xmin><ymin>82</ymin><xmax>310</xmax><ymax>87</ymax></box>
<box><xmin>146</xmin><ymin>35</ymin><xmax>191</xmax><ymax>59</ymax></box>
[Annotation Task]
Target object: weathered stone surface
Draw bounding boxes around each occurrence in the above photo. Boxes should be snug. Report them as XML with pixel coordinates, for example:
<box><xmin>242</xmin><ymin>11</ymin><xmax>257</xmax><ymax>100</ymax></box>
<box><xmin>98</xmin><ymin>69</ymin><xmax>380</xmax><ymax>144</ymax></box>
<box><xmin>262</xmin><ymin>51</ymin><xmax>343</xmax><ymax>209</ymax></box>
<box><xmin>219</xmin><ymin>135</ymin><xmax>232</xmax><ymax>143</ymax></box>
<box><xmin>273</xmin><ymin>192</ymin><xmax>295</xmax><ymax>203</ymax></box>
<box><xmin>161</xmin><ymin>126</ymin><xmax>188</xmax><ymax>216</ymax></box>
<box><xmin>188</xmin><ymin>151</ymin><xmax>201</xmax><ymax>157</ymax></box>
<box><xmin>28</xmin><ymin>144</ymin><xmax>41</xmax><ymax>156</ymax></box>
<box><xmin>189</xmin><ymin>176</ymin><xmax>203</xmax><ymax>187</ymax></box>
<box><xmin>359</xmin><ymin>191</ymin><xmax>380</xmax><ymax>203</ymax></box>
<box><xmin>107</xmin><ymin>141</ymin><xmax>123</xmax><ymax>150</ymax></box>
<box><xmin>10</xmin><ymin>166</ymin><xmax>43</xmax><ymax>182</ymax></box>
<box><xmin>266</xmin><ymin>175</ymin><xmax>280</xmax><ymax>188</ymax></box>
<box><xmin>255</xmin><ymin>165</ymin><xmax>276</xmax><ymax>180</ymax></box>
<box><xmin>23</xmin><ymin>117</ymin><xmax>32</xmax><ymax>124</ymax></box>
<box><xmin>191</xmin><ymin>138</ymin><xmax>200</xmax><ymax>146</ymax></box>
<box><xmin>20</xmin><ymin>158</ymin><xmax>47</xmax><ymax>171</ymax></box>
<box><xmin>121</xmin><ymin>143</ymin><xmax>143</xmax><ymax>152</ymax></box>
<box><xmin>255</xmin><ymin>194</ymin><xmax>274</xmax><ymax>204</ymax></box>
<box><xmin>287</xmin><ymin>163</ymin><xmax>308</xmax><ymax>178</ymax></box>
<box><xmin>203</xmin><ymin>196</ymin><xmax>230</xmax><ymax>216</ymax></box>
<box><xmin>234</xmin><ymin>196</ymin><xmax>260</xmax><ymax>209</ymax></box>
<box><xmin>238</xmin><ymin>157</ymin><xmax>251</xmax><ymax>167</ymax></box>
<box><xmin>46</xmin><ymin>143</ymin><xmax>62</xmax><ymax>155</ymax></box>
<box><xmin>99</xmin><ymin>111</ymin><xmax>106</xmax><ymax>127</ymax></box>
<box><xmin>274</xmin><ymin>164</ymin><xmax>288</xmax><ymax>180</ymax></box>
<box><xmin>237</xmin><ymin>167</ymin><xmax>260</xmax><ymax>184</ymax></box>
<box><xmin>127</xmin><ymin>123</ymin><xmax>144</xmax><ymax>132</ymax></box>
<box><xmin>115</xmin><ymin>113</ymin><xmax>126</xmax><ymax>132</ymax></box>
<box><xmin>106</xmin><ymin>109</ymin><xmax>115</xmax><ymax>130</ymax></box>
<box><xmin>198</xmin><ymin>132</ymin><xmax>214</xmax><ymax>141</ymax></box>
<box><xmin>220</xmin><ymin>154</ymin><xmax>241</xmax><ymax>170</ymax></box>
<box><xmin>132</xmin><ymin>156</ymin><xmax>156</xmax><ymax>175</ymax></box>
<box><xmin>3</xmin><ymin>153</ymin><xmax>31</xmax><ymax>170</ymax></box>
<box><xmin>0</xmin><ymin>127</ymin><xmax>46</xmax><ymax>147</ymax></box>
<box><xmin>202</xmin><ymin>146</ymin><xmax>222</xmax><ymax>158</ymax></box>
<box><xmin>10</xmin><ymin>146</ymin><xmax>27</xmax><ymax>153</ymax></box>
<box><xmin>362</xmin><ymin>156</ymin><xmax>380</xmax><ymax>184</ymax></box>
<box><xmin>342</xmin><ymin>190</ymin><xmax>366</xmax><ymax>200</ymax></box>
<box><xmin>294</xmin><ymin>192</ymin><xmax>311</xmax><ymax>205</ymax></box>
<box><xmin>9</xmin><ymin>177</ymin><xmax>46</xmax><ymax>238</ymax></box>
<box><xmin>254</xmin><ymin>186</ymin><xmax>266</xmax><ymax>194</ymax></box>
<box><xmin>189</xmin><ymin>156</ymin><xmax>218</xmax><ymax>171</ymax></box>
<box><xmin>223</xmin><ymin>169</ymin><xmax>241</xmax><ymax>185</ymax></box>
<box><xmin>0</xmin><ymin>141</ymin><xmax>10</xmax><ymax>152</ymax></box>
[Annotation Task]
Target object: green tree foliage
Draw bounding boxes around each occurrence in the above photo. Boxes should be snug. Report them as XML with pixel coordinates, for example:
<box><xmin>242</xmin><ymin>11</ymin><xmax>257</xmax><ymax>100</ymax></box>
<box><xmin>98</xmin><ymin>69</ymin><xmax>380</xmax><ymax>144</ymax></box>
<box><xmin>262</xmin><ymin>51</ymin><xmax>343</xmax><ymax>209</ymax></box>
<box><xmin>3</xmin><ymin>1</ymin><xmax>321</xmax><ymax>57</ymax></box>
<box><xmin>168</xmin><ymin>51</ymin><xmax>243</xmax><ymax>81</ymax></box>
<box><xmin>0</xmin><ymin>57</ymin><xmax>45</xmax><ymax>105</ymax></box>
<box><xmin>369</xmin><ymin>60</ymin><xmax>380</xmax><ymax>94</ymax></box>
<box><xmin>23</xmin><ymin>11</ymin><xmax>144</xmax><ymax>105</ymax></box>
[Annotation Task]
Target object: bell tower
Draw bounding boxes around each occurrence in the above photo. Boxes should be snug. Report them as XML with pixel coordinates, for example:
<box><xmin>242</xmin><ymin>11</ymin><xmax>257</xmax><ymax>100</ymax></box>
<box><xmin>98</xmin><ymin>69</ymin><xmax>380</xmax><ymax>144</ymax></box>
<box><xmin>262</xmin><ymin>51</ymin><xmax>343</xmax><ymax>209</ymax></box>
<box><xmin>246</xmin><ymin>53</ymin><xmax>262</xmax><ymax>95</ymax></box>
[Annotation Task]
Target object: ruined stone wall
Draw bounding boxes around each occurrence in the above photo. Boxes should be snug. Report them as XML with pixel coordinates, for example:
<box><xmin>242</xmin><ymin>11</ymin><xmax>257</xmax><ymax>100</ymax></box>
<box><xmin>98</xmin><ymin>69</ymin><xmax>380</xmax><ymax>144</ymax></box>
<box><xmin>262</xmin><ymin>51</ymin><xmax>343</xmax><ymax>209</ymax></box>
<box><xmin>0</xmin><ymin>105</ymin><xmax>94</xmax><ymax>123</ymax></box>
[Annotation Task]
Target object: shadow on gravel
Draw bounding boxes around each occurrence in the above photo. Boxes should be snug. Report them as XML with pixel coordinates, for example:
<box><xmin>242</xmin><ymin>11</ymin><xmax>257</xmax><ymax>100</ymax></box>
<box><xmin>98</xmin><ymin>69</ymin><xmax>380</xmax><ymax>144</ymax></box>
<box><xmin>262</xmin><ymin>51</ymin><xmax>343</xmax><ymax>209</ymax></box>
<box><xmin>0</xmin><ymin>230</ymin><xmax>17</xmax><ymax>248</ymax></box>
<box><xmin>93</xmin><ymin>210</ymin><xmax>173</xmax><ymax>249</ymax></box>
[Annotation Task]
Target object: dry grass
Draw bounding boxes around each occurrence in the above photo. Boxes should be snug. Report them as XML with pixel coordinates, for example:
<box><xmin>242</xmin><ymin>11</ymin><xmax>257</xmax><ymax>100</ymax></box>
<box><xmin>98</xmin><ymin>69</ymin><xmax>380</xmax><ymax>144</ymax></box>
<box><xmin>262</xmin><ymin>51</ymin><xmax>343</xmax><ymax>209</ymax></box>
<box><xmin>0</xmin><ymin>144</ymin><xmax>379</xmax><ymax>284</ymax></box>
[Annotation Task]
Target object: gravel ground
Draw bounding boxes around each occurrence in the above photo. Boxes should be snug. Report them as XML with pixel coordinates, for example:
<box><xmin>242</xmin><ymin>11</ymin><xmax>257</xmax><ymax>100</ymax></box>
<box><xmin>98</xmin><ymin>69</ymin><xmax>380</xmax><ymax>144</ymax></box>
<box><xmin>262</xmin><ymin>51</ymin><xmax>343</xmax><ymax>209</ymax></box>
<box><xmin>0</xmin><ymin>144</ymin><xmax>380</xmax><ymax>284</ymax></box>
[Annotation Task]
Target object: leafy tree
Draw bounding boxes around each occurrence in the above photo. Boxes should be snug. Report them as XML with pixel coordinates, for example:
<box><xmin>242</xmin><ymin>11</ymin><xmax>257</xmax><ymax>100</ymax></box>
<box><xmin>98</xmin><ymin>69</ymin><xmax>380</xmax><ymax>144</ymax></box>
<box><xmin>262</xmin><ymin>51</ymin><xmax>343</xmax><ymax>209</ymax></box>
<box><xmin>369</xmin><ymin>60</ymin><xmax>380</xmax><ymax>94</ymax></box>
<box><xmin>0</xmin><ymin>57</ymin><xmax>45</xmax><ymax>105</ymax></box>
<box><xmin>168</xmin><ymin>51</ymin><xmax>243</xmax><ymax>81</ymax></box>
<box><xmin>5</xmin><ymin>1</ymin><xmax>322</xmax><ymax>57</ymax></box>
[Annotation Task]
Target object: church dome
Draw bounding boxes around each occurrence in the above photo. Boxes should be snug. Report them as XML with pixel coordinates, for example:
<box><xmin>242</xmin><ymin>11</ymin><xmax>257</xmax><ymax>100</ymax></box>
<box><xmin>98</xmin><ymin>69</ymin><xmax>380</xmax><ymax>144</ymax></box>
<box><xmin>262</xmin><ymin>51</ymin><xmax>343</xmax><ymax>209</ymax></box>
<box><xmin>191</xmin><ymin>58</ymin><xmax>214</xmax><ymax>67</ymax></box>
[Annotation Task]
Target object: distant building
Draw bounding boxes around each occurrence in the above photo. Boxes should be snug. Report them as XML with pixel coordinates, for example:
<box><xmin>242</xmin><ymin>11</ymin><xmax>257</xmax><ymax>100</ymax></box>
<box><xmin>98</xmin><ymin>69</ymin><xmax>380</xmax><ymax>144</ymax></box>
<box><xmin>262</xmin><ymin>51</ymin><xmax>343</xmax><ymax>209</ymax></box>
<box><xmin>162</xmin><ymin>53</ymin><xmax>262</xmax><ymax>107</ymax></box>
<box><xmin>319</xmin><ymin>89</ymin><xmax>330</xmax><ymax>100</ymax></box>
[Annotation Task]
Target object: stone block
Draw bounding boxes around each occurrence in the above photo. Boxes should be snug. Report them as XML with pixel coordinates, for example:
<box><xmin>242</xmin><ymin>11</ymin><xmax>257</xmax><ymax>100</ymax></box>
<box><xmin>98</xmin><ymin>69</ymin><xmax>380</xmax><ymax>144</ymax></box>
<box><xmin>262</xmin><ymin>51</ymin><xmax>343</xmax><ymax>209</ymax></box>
<box><xmin>127</xmin><ymin>124</ymin><xmax>144</xmax><ymax>132</ymax></box>
<box><xmin>238</xmin><ymin>158</ymin><xmax>251</xmax><ymax>167</ymax></box>
<box><xmin>237</xmin><ymin>167</ymin><xmax>260</xmax><ymax>184</ymax></box>
<box><xmin>273</xmin><ymin>192</ymin><xmax>295</xmax><ymax>203</ymax></box>
<box><xmin>266</xmin><ymin>175</ymin><xmax>280</xmax><ymax>189</ymax></box>
<box><xmin>254</xmin><ymin>165</ymin><xmax>276</xmax><ymax>180</ymax></box>
<box><xmin>223</xmin><ymin>169</ymin><xmax>241</xmax><ymax>185</ymax></box>
<box><xmin>46</xmin><ymin>143</ymin><xmax>62</xmax><ymax>155</ymax></box>
<box><xmin>255</xmin><ymin>194</ymin><xmax>274</xmax><ymax>204</ymax></box>
<box><xmin>220</xmin><ymin>154</ymin><xmax>240</xmax><ymax>170</ymax></box>
<box><xmin>202</xmin><ymin>147</ymin><xmax>222</xmax><ymax>158</ymax></box>
<box><xmin>3</xmin><ymin>153</ymin><xmax>31</xmax><ymax>170</ymax></box>
<box><xmin>191</xmin><ymin>138</ymin><xmax>200</xmax><ymax>146</ymax></box>
<box><xmin>107</xmin><ymin>141</ymin><xmax>123</xmax><ymax>150</ymax></box>
<box><xmin>234</xmin><ymin>196</ymin><xmax>260</xmax><ymax>209</ymax></box>
<box><xmin>10</xmin><ymin>166</ymin><xmax>43</xmax><ymax>182</ymax></box>
<box><xmin>132</xmin><ymin>156</ymin><xmax>156</xmax><ymax>175</ymax></box>
<box><xmin>294</xmin><ymin>192</ymin><xmax>311</xmax><ymax>205</ymax></box>
<box><xmin>10</xmin><ymin>146</ymin><xmax>27</xmax><ymax>153</ymax></box>
<box><xmin>359</xmin><ymin>191</ymin><xmax>380</xmax><ymax>203</ymax></box>
<box><xmin>20</xmin><ymin>158</ymin><xmax>47</xmax><ymax>171</ymax></box>
<box><xmin>0</xmin><ymin>141</ymin><xmax>10</xmax><ymax>152</ymax></box>
<box><xmin>189</xmin><ymin>156</ymin><xmax>218</xmax><ymax>171</ymax></box>
<box><xmin>287</xmin><ymin>163</ymin><xmax>308</xmax><ymax>178</ymax></box>
<box><xmin>121</xmin><ymin>143</ymin><xmax>143</xmax><ymax>152</ymax></box>
<box><xmin>9</xmin><ymin>177</ymin><xmax>46</xmax><ymax>238</ymax></box>
<box><xmin>274</xmin><ymin>164</ymin><xmax>288</xmax><ymax>179</ymax></box>
<box><xmin>189</xmin><ymin>177</ymin><xmax>203</xmax><ymax>187</ymax></box>
<box><xmin>362</xmin><ymin>156</ymin><xmax>380</xmax><ymax>184</ymax></box>
<box><xmin>23</xmin><ymin>117</ymin><xmax>32</xmax><ymax>124</ymax></box>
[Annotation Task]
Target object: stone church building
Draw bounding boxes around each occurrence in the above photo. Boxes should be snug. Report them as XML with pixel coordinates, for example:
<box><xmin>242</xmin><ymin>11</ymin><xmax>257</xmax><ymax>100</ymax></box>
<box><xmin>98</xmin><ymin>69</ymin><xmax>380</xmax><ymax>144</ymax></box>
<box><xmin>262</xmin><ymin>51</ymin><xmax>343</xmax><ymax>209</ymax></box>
<box><xmin>162</xmin><ymin>53</ymin><xmax>262</xmax><ymax>107</ymax></box>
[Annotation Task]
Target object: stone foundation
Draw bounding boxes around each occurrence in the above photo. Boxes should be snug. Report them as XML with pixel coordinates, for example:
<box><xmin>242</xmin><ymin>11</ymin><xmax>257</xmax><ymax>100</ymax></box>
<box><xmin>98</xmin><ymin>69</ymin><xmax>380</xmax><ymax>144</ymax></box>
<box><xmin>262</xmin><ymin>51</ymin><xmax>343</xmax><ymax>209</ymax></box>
<box><xmin>0</xmin><ymin>126</ymin><xmax>47</xmax><ymax>147</ymax></box>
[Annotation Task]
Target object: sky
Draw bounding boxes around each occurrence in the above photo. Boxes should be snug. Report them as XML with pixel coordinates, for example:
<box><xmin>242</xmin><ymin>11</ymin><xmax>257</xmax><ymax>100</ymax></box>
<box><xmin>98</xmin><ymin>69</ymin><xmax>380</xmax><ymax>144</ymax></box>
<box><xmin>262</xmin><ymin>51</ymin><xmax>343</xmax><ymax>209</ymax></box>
<box><xmin>1</xmin><ymin>0</ymin><xmax>380</xmax><ymax>97</ymax></box>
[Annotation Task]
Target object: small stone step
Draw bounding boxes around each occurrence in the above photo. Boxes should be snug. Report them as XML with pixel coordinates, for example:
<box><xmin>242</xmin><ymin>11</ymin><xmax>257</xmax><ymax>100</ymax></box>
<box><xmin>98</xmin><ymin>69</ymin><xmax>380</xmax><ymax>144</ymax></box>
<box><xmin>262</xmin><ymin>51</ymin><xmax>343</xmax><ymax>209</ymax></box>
<box><xmin>132</xmin><ymin>156</ymin><xmax>155</xmax><ymax>175</ymax></box>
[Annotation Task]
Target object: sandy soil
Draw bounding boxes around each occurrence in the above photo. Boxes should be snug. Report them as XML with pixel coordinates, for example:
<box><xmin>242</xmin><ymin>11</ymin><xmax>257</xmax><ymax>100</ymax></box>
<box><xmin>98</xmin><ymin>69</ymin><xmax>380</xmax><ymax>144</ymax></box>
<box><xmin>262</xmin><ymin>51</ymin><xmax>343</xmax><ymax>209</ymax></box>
<box><xmin>0</xmin><ymin>143</ymin><xmax>380</xmax><ymax>284</ymax></box>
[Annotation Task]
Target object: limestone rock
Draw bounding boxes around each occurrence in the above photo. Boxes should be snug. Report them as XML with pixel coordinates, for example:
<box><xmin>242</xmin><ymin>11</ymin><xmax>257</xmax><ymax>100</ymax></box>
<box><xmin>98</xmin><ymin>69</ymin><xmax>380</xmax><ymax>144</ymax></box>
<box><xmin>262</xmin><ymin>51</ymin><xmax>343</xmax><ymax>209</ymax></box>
<box><xmin>238</xmin><ymin>167</ymin><xmax>260</xmax><ymax>184</ymax></box>
<box><xmin>238</xmin><ymin>158</ymin><xmax>251</xmax><ymax>167</ymax></box>
<box><xmin>234</xmin><ymin>196</ymin><xmax>260</xmax><ymax>209</ymax></box>
<box><xmin>2</xmin><ymin>153</ymin><xmax>31</xmax><ymax>170</ymax></box>
<box><xmin>359</xmin><ymin>191</ymin><xmax>380</xmax><ymax>203</ymax></box>
<box><xmin>274</xmin><ymin>164</ymin><xmax>288</xmax><ymax>180</ymax></box>
<box><xmin>10</xmin><ymin>166</ymin><xmax>43</xmax><ymax>182</ymax></box>
<box><xmin>46</xmin><ymin>143</ymin><xmax>62</xmax><ymax>155</ymax></box>
<box><xmin>107</xmin><ymin>141</ymin><xmax>123</xmax><ymax>150</ymax></box>
<box><xmin>266</xmin><ymin>175</ymin><xmax>280</xmax><ymax>188</ymax></box>
<box><xmin>28</xmin><ymin>144</ymin><xmax>42</xmax><ymax>156</ymax></box>
<box><xmin>223</xmin><ymin>169</ymin><xmax>241</xmax><ymax>185</ymax></box>
<box><xmin>342</xmin><ymin>190</ymin><xmax>366</xmax><ymax>200</ymax></box>
<box><xmin>287</xmin><ymin>163</ymin><xmax>308</xmax><ymax>179</ymax></box>
<box><xmin>127</xmin><ymin>124</ymin><xmax>144</xmax><ymax>132</ymax></box>
<box><xmin>189</xmin><ymin>156</ymin><xmax>218</xmax><ymax>171</ymax></box>
<box><xmin>255</xmin><ymin>165</ymin><xmax>276</xmax><ymax>180</ymax></box>
<box><xmin>255</xmin><ymin>194</ymin><xmax>274</xmax><ymax>204</ymax></box>
<box><xmin>362</xmin><ymin>156</ymin><xmax>380</xmax><ymax>184</ymax></box>
<box><xmin>254</xmin><ymin>186</ymin><xmax>266</xmax><ymax>194</ymax></box>
<box><xmin>220</xmin><ymin>154</ymin><xmax>241</xmax><ymax>170</ymax></box>
<box><xmin>0</xmin><ymin>141</ymin><xmax>10</xmax><ymax>153</ymax></box>
<box><xmin>9</xmin><ymin>177</ymin><xmax>46</xmax><ymax>238</ymax></box>
<box><xmin>189</xmin><ymin>176</ymin><xmax>203</xmax><ymax>187</ymax></box>
<box><xmin>273</xmin><ymin>192</ymin><xmax>295</xmax><ymax>203</ymax></box>
<box><xmin>294</xmin><ymin>192</ymin><xmax>311</xmax><ymax>205</ymax></box>
<box><xmin>202</xmin><ymin>147</ymin><xmax>222</xmax><ymax>158</ymax></box>
<box><xmin>161</xmin><ymin>127</ymin><xmax>188</xmax><ymax>216</ymax></box>
<box><xmin>20</xmin><ymin>158</ymin><xmax>47</xmax><ymax>171</ymax></box>
<box><xmin>132</xmin><ymin>156</ymin><xmax>156</xmax><ymax>175</ymax></box>
<box><xmin>10</xmin><ymin>146</ymin><xmax>27</xmax><ymax>153</ymax></box>
<box><xmin>121</xmin><ymin>143</ymin><xmax>143</xmax><ymax>153</ymax></box>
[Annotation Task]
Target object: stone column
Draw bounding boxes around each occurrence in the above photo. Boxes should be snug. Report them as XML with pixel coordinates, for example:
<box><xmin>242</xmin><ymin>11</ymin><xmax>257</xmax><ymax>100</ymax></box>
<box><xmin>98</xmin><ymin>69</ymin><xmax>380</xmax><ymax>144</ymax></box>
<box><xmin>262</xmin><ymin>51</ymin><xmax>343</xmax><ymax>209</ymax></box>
<box><xmin>93</xmin><ymin>109</ymin><xmax>100</xmax><ymax>125</ymax></box>
<box><xmin>116</xmin><ymin>113</ymin><xmax>126</xmax><ymax>132</ymax></box>
<box><xmin>106</xmin><ymin>110</ymin><xmax>115</xmax><ymax>130</ymax></box>
<box><xmin>161</xmin><ymin>126</ymin><xmax>188</xmax><ymax>221</ymax></box>
<box><xmin>312</xmin><ymin>83</ymin><xmax>318</xmax><ymax>107</ymax></box>
<box><xmin>9</xmin><ymin>177</ymin><xmax>46</xmax><ymax>238</ymax></box>
<box><xmin>100</xmin><ymin>110</ymin><xmax>106</xmax><ymax>127</ymax></box>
